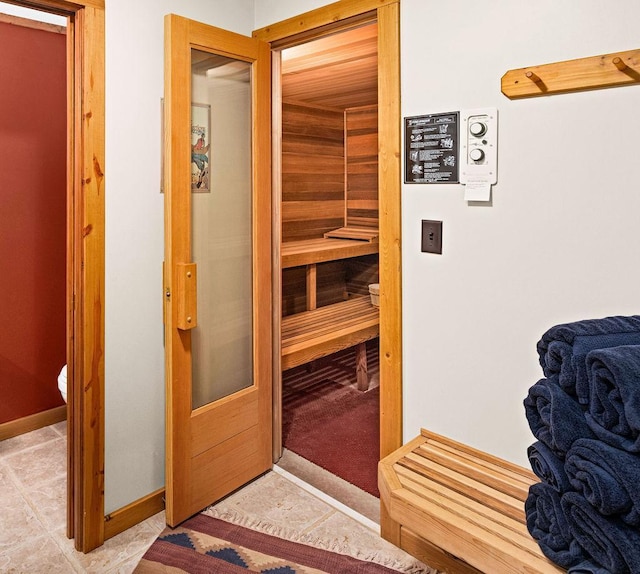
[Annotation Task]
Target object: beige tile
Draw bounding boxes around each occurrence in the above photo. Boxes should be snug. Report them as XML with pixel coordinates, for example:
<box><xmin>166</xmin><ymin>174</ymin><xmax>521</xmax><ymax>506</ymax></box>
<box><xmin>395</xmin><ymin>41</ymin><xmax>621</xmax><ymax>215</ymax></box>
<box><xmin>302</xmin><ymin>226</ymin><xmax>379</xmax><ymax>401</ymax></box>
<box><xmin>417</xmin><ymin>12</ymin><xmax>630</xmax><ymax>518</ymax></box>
<box><xmin>51</xmin><ymin>420</ymin><xmax>68</xmax><ymax>438</ymax></box>
<box><xmin>305</xmin><ymin>511</ymin><xmax>433</xmax><ymax>573</ymax></box>
<box><xmin>277</xmin><ymin>449</ymin><xmax>380</xmax><ymax>524</ymax></box>
<box><xmin>104</xmin><ymin>549</ymin><xmax>147</xmax><ymax>574</ymax></box>
<box><xmin>0</xmin><ymin>534</ymin><xmax>79</xmax><ymax>574</ymax></box>
<box><xmin>53</xmin><ymin>521</ymin><xmax>160</xmax><ymax>574</ymax></box>
<box><xmin>140</xmin><ymin>510</ymin><xmax>166</xmax><ymax>535</ymax></box>
<box><xmin>4</xmin><ymin>437</ymin><xmax>66</xmax><ymax>492</ymax></box>
<box><xmin>24</xmin><ymin>474</ymin><xmax>67</xmax><ymax>531</ymax></box>
<box><xmin>0</xmin><ymin>465</ymin><xmax>48</xmax><ymax>552</ymax></box>
<box><xmin>0</xmin><ymin>427</ymin><xmax>60</xmax><ymax>460</ymax></box>
<box><xmin>207</xmin><ymin>472</ymin><xmax>335</xmax><ymax>534</ymax></box>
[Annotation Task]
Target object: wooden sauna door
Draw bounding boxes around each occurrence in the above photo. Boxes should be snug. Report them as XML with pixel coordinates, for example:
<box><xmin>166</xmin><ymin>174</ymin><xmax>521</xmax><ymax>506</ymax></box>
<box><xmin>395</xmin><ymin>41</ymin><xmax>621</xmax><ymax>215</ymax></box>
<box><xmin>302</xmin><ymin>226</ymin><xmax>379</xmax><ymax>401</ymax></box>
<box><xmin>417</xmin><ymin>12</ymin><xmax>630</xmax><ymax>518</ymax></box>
<box><xmin>163</xmin><ymin>14</ymin><xmax>272</xmax><ymax>527</ymax></box>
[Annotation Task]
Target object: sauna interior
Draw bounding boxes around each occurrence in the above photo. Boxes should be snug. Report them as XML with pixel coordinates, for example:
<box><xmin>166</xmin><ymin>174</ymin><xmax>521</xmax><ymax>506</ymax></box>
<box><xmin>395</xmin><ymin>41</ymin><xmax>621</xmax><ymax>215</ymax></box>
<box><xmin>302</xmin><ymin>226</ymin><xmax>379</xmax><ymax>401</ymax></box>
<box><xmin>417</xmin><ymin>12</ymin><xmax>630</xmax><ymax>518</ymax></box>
<box><xmin>279</xmin><ymin>23</ymin><xmax>380</xmax><ymax>421</ymax></box>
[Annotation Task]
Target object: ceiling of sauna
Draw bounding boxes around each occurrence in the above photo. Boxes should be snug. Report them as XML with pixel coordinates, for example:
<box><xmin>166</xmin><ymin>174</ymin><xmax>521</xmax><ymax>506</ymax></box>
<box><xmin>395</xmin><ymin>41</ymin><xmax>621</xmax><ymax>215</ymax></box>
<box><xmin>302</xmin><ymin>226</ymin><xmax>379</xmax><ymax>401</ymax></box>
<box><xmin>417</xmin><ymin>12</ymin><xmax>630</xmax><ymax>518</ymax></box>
<box><xmin>281</xmin><ymin>23</ymin><xmax>378</xmax><ymax>110</ymax></box>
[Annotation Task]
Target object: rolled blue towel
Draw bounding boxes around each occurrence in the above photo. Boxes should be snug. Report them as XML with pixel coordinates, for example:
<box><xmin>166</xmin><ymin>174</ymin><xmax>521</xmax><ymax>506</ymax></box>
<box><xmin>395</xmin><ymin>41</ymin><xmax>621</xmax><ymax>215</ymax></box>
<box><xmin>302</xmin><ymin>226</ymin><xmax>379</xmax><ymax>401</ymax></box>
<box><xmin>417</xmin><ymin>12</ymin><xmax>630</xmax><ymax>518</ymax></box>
<box><xmin>562</xmin><ymin>490</ymin><xmax>640</xmax><ymax>574</ymax></box>
<box><xmin>537</xmin><ymin>315</ymin><xmax>640</xmax><ymax>404</ymax></box>
<box><xmin>585</xmin><ymin>345</ymin><xmax>640</xmax><ymax>453</ymax></box>
<box><xmin>527</xmin><ymin>441</ymin><xmax>571</xmax><ymax>492</ymax></box>
<box><xmin>565</xmin><ymin>438</ymin><xmax>640</xmax><ymax>526</ymax></box>
<box><xmin>524</xmin><ymin>377</ymin><xmax>594</xmax><ymax>459</ymax></box>
<box><xmin>568</xmin><ymin>561</ymin><xmax>612</xmax><ymax>574</ymax></box>
<box><xmin>525</xmin><ymin>482</ymin><xmax>586</xmax><ymax>569</ymax></box>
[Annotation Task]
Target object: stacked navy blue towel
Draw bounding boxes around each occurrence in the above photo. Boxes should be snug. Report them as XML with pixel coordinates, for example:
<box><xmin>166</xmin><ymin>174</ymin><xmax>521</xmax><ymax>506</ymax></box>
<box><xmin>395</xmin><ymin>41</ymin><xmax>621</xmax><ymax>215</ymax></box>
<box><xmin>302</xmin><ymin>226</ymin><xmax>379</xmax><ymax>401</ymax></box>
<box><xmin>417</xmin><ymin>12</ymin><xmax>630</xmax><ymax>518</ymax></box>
<box><xmin>524</xmin><ymin>315</ymin><xmax>640</xmax><ymax>573</ymax></box>
<box><xmin>536</xmin><ymin>316</ymin><xmax>640</xmax><ymax>405</ymax></box>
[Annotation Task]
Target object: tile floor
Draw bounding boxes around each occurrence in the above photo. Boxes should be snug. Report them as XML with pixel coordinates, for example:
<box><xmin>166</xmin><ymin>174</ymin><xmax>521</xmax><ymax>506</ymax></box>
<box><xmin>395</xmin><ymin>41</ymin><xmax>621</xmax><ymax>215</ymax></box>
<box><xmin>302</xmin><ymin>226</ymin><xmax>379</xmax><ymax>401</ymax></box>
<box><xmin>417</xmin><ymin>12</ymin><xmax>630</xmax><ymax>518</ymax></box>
<box><xmin>0</xmin><ymin>422</ymin><xmax>165</xmax><ymax>573</ymax></box>
<box><xmin>1</xmin><ymin>423</ymin><xmax>434</xmax><ymax>573</ymax></box>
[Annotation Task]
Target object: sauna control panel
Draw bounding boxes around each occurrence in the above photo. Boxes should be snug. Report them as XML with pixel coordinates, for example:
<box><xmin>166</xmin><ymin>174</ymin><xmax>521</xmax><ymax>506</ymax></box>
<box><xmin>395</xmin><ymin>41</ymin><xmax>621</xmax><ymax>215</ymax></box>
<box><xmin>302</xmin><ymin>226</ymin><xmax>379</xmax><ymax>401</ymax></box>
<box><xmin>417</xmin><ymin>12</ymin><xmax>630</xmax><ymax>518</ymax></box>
<box><xmin>460</xmin><ymin>108</ymin><xmax>497</xmax><ymax>185</ymax></box>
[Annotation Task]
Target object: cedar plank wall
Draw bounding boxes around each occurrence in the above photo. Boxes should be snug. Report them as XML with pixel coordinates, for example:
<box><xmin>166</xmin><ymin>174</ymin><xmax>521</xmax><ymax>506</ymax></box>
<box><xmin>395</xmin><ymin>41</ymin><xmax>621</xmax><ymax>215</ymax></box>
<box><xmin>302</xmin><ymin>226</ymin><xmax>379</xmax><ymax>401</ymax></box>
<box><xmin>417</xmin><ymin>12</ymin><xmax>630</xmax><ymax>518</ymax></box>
<box><xmin>281</xmin><ymin>101</ymin><xmax>345</xmax><ymax>242</ymax></box>
<box><xmin>280</xmin><ymin>102</ymin><xmax>379</xmax><ymax>317</ymax></box>
<box><xmin>282</xmin><ymin>262</ymin><xmax>347</xmax><ymax>317</ymax></box>
<box><xmin>346</xmin><ymin>254</ymin><xmax>379</xmax><ymax>297</ymax></box>
<box><xmin>346</xmin><ymin>105</ymin><xmax>378</xmax><ymax>229</ymax></box>
<box><xmin>281</xmin><ymin>101</ymin><xmax>346</xmax><ymax>316</ymax></box>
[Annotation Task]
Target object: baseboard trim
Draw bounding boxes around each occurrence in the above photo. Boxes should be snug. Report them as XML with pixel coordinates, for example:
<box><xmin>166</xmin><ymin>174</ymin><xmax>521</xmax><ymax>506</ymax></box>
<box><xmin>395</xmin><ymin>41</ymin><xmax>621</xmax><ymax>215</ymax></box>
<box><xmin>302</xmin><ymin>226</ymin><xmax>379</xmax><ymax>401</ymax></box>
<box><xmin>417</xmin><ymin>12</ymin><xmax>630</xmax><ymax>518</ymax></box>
<box><xmin>0</xmin><ymin>405</ymin><xmax>67</xmax><ymax>441</ymax></box>
<box><xmin>104</xmin><ymin>488</ymin><xmax>165</xmax><ymax>541</ymax></box>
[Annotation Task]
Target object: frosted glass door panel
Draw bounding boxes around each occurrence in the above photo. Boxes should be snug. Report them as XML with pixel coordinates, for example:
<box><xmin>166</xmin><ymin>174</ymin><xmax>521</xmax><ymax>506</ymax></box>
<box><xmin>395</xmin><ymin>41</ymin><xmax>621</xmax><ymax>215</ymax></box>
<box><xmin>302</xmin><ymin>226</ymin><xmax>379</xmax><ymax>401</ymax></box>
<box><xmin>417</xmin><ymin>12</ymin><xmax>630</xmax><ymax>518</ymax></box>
<box><xmin>190</xmin><ymin>49</ymin><xmax>253</xmax><ymax>409</ymax></box>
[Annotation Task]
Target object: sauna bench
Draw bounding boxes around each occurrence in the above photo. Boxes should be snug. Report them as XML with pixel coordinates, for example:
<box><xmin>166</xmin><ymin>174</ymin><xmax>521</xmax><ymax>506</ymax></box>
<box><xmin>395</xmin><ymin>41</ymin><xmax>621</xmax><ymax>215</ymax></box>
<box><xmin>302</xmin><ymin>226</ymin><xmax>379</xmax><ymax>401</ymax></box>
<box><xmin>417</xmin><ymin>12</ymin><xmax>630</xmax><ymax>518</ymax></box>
<box><xmin>281</xmin><ymin>237</ymin><xmax>378</xmax><ymax>269</ymax></box>
<box><xmin>282</xmin><ymin>236</ymin><xmax>379</xmax><ymax>313</ymax></box>
<box><xmin>281</xmin><ymin>296</ymin><xmax>379</xmax><ymax>391</ymax></box>
<box><xmin>379</xmin><ymin>429</ymin><xmax>565</xmax><ymax>574</ymax></box>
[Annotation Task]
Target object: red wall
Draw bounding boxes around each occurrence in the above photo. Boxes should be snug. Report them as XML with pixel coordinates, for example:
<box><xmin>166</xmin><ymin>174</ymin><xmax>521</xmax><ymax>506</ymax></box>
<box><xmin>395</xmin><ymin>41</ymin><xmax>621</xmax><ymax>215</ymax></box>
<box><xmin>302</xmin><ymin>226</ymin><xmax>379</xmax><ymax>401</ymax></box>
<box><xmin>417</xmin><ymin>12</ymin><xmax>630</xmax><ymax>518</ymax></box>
<box><xmin>0</xmin><ymin>21</ymin><xmax>67</xmax><ymax>423</ymax></box>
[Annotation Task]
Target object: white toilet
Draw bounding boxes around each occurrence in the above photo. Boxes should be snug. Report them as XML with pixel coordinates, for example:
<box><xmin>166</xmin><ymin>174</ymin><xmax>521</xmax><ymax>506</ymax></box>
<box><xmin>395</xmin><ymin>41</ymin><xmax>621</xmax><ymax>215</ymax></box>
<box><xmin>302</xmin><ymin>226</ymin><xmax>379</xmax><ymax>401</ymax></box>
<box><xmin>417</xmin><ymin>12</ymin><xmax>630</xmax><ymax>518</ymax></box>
<box><xmin>58</xmin><ymin>365</ymin><xmax>67</xmax><ymax>403</ymax></box>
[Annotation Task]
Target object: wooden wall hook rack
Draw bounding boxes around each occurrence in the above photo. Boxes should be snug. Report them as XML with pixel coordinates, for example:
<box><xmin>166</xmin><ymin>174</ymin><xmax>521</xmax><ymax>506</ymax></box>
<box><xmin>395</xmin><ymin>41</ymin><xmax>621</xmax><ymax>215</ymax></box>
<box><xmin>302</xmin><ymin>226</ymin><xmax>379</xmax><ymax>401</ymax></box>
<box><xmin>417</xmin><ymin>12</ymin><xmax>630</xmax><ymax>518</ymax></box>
<box><xmin>612</xmin><ymin>56</ymin><xmax>628</xmax><ymax>71</ymax></box>
<box><xmin>501</xmin><ymin>48</ymin><xmax>640</xmax><ymax>99</ymax></box>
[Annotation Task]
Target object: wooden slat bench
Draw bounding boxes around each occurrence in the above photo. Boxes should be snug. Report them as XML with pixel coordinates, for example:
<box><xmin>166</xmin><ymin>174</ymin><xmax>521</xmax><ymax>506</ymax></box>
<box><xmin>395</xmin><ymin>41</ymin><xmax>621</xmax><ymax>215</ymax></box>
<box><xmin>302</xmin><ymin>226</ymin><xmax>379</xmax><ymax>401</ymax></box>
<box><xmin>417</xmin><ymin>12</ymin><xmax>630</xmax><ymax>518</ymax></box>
<box><xmin>281</xmin><ymin>236</ymin><xmax>378</xmax><ymax>269</ymax></box>
<box><xmin>281</xmin><ymin>296</ymin><xmax>379</xmax><ymax>391</ymax></box>
<box><xmin>379</xmin><ymin>429</ymin><xmax>565</xmax><ymax>574</ymax></box>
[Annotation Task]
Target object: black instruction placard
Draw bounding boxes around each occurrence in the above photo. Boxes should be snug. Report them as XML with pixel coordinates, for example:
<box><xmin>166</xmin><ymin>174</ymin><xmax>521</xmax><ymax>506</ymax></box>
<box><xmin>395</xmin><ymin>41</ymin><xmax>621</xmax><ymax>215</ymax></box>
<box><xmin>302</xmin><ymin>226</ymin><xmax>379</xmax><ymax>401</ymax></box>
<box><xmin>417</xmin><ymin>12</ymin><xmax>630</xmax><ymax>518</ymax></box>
<box><xmin>404</xmin><ymin>112</ymin><xmax>459</xmax><ymax>184</ymax></box>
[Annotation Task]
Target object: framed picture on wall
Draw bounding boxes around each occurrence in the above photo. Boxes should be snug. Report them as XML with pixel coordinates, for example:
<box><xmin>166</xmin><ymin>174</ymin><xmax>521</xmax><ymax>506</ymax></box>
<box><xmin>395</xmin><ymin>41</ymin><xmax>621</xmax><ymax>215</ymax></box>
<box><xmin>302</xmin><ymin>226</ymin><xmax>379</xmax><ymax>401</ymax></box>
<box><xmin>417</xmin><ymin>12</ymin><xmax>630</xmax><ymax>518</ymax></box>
<box><xmin>191</xmin><ymin>103</ymin><xmax>211</xmax><ymax>193</ymax></box>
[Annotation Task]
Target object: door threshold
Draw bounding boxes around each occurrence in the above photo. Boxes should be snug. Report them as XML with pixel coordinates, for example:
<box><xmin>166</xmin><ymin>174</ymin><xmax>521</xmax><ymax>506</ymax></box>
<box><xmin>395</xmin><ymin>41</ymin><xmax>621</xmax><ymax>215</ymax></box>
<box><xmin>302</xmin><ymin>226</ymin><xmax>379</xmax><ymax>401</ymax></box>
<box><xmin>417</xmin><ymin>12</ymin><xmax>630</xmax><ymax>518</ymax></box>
<box><xmin>273</xmin><ymin>453</ymin><xmax>379</xmax><ymax>532</ymax></box>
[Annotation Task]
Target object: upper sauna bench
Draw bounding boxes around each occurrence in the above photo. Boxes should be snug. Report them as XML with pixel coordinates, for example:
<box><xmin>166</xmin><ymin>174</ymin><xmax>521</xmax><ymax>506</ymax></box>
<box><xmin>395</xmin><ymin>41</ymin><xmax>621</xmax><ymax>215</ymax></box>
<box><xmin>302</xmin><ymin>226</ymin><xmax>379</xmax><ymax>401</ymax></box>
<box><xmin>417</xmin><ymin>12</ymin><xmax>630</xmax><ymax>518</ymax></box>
<box><xmin>281</xmin><ymin>227</ymin><xmax>379</xmax><ymax>269</ymax></box>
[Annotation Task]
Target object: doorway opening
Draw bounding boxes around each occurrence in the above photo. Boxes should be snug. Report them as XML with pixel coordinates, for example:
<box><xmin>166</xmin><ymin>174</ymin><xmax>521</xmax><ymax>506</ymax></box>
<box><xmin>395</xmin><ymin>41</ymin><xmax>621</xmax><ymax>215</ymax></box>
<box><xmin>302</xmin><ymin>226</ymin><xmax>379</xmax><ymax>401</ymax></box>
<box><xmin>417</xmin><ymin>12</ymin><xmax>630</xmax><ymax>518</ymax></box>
<box><xmin>278</xmin><ymin>23</ymin><xmax>380</xmax><ymax>519</ymax></box>
<box><xmin>0</xmin><ymin>0</ymin><xmax>105</xmax><ymax>553</ymax></box>
<box><xmin>254</xmin><ymin>0</ymin><xmax>402</xmax><ymax>519</ymax></box>
<box><xmin>0</xmin><ymin>7</ymin><xmax>68</xmax><ymax>435</ymax></box>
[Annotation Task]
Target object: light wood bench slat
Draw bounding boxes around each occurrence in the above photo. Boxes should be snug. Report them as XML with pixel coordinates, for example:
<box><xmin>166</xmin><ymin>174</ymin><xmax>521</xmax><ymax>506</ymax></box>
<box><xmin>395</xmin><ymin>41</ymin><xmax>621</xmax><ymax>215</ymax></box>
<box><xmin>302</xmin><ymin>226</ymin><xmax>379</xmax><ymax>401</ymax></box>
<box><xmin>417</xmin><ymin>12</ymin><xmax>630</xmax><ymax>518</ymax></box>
<box><xmin>412</xmin><ymin>443</ymin><xmax>534</xmax><ymax>502</ymax></box>
<box><xmin>398</xmin><ymin>453</ymin><xmax>527</xmax><ymax>523</ymax></box>
<box><xmin>419</xmin><ymin>439</ymin><xmax>538</xmax><ymax>487</ymax></box>
<box><xmin>393</xmin><ymin>464</ymin><xmax>532</xmax><ymax>540</ymax></box>
<box><xmin>281</xmin><ymin>304</ymin><xmax>378</xmax><ymax>341</ymax></box>
<box><xmin>393</xmin><ymin>488</ymin><xmax>559</xmax><ymax>574</ymax></box>
<box><xmin>421</xmin><ymin>429</ymin><xmax>538</xmax><ymax>481</ymax></box>
<box><xmin>393</xmin><ymin>466</ymin><xmax>543</xmax><ymax>558</ymax></box>
<box><xmin>283</xmin><ymin>317</ymin><xmax>379</xmax><ymax>350</ymax></box>
<box><xmin>323</xmin><ymin>226</ymin><xmax>379</xmax><ymax>242</ymax></box>
<box><xmin>282</xmin><ymin>237</ymin><xmax>378</xmax><ymax>268</ymax></box>
<box><xmin>379</xmin><ymin>429</ymin><xmax>564</xmax><ymax>574</ymax></box>
<box><xmin>281</xmin><ymin>296</ymin><xmax>379</xmax><ymax>371</ymax></box>
<box><xmin>281</xmin><ymin>297</ymin><xmax>375</xmax><ymax>332</ymax></box>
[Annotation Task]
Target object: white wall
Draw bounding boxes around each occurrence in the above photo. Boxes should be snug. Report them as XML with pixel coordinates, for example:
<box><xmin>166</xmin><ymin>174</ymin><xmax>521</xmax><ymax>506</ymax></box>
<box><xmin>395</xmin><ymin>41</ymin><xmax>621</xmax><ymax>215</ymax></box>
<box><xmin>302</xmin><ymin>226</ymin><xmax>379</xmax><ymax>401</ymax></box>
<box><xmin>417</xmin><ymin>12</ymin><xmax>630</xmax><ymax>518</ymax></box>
<box><xmin>105</xmin><ymin>0</ymin><xmax>640</xmax><ymax>513</ymax></box>
<box><xmin>401</xmin><ymin>0</ymin><xmax>640</xmax><ymax>466</ymax></box>
<box><xmin>257</xmin><ymin>0</ymin><xmax>640</xmax><ymax>468</ymax></box>
<box><xmin>254</xmin><ymin>0</ymin><xmax>329</xmax><ymax>28</ymax></box>
<box><xmin>104</xmin><ymin>0</ymin><xmax>254</xmax><ymax>514</ymax></box>
<box><xmin>0</xmin><ymin>1</ymin><xmax>66</xmax><ymax>25</ymax></box>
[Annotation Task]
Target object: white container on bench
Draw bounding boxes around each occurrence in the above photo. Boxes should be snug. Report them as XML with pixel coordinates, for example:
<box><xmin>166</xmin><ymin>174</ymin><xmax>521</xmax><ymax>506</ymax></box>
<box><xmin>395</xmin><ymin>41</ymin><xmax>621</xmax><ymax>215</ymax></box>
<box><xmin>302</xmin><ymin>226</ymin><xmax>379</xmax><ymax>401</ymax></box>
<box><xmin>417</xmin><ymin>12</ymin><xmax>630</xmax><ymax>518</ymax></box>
<box><xmin>369</xmin><ymin>283</ymin><xmax>379</xmax><ymax>307</ymax></box>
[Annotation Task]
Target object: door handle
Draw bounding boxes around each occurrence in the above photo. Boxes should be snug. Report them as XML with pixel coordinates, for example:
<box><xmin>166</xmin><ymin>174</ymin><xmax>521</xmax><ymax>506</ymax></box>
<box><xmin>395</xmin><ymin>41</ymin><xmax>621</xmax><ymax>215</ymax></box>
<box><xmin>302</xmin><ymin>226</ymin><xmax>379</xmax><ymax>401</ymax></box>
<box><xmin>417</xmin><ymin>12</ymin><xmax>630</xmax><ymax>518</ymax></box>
<box><xmin>175</xmin><ymin>263</ymin><xmax>197</xmax><ymax>330</ymax></box>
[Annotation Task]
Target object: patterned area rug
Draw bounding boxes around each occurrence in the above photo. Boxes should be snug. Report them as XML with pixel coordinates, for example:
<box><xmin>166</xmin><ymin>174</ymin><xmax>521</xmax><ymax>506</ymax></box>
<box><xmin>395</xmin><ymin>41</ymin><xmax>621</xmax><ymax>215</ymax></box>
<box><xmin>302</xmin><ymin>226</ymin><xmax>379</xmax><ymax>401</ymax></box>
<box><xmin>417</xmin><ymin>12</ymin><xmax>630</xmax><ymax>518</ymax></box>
<box><xmin>135</xmin><ymin>514</ymin><xmax>402</xmax><ymax>573</ymax></box>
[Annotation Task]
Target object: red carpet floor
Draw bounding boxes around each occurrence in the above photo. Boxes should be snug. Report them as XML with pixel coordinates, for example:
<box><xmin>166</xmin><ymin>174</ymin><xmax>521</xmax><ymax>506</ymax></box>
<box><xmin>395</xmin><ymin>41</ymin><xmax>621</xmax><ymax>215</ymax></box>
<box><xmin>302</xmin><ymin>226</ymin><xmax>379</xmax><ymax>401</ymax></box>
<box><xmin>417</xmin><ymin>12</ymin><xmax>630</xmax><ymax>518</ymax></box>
<box><xmin>282</xmin><ymin>341</ymin><xmax>380</xmax><ymax>497</ymax></box>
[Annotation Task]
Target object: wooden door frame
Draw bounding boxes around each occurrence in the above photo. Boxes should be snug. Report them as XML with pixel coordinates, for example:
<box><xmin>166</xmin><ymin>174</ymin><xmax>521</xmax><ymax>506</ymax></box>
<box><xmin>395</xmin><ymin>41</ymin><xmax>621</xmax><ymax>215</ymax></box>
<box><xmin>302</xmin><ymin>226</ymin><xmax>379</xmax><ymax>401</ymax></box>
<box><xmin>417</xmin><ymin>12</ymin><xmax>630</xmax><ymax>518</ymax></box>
<box><xmin>254</xmin><ymin>0</ymin><xmax>402</xmax><ymax>461</ymax></box>
<box><xmin>3</xmin><ymin>0</ymin><xmax>105</xmax><ymax>553</ymax></box>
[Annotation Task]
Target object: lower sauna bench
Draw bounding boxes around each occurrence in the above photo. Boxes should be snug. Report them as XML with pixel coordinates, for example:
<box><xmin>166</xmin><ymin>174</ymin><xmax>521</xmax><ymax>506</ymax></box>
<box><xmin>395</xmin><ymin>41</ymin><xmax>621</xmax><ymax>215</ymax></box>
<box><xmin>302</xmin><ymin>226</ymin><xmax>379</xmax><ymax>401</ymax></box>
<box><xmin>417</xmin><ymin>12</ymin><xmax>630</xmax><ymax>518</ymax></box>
<box><xmin>378</xmin><ymin>429</ymin><xmax>565</xmax><ymax>574</ymax></box>
<box><xmin>281</xmin><ymin>296</ymin><xmax>379</xmax><ymax>391</ymax></box>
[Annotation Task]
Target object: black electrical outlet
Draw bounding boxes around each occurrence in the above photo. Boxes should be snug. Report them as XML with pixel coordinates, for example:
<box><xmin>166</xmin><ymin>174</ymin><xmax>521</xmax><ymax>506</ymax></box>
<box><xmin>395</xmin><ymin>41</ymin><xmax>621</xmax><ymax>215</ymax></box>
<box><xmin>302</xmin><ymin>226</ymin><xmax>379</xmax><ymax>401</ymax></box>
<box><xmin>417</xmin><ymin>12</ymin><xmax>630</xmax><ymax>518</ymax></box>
<box><xmin>421</xmin><ymin>220</ymin><xmax>443</xmax><ymax>254</ymax></box>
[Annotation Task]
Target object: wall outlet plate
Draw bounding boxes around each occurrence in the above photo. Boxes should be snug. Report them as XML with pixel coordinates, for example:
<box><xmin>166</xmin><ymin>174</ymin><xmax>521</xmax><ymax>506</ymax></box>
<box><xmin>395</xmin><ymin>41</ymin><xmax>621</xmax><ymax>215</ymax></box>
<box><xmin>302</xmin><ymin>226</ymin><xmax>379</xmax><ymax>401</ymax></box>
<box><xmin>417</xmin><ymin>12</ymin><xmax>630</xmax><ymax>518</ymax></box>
<box><xmin>421</xmin><ymin>220</ymin><xmax>443</xmax><ymax>254</ymax></box>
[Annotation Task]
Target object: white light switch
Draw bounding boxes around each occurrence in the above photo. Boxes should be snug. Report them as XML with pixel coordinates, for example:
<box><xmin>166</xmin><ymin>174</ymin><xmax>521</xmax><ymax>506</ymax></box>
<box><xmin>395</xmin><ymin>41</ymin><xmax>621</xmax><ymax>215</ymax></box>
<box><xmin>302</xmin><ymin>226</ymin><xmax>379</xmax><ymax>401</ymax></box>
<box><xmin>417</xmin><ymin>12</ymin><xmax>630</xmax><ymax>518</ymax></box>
<box><xmin>460</xmin><ymin>107</ymin><xmax>498</xmax><ymax>185</ymax></box>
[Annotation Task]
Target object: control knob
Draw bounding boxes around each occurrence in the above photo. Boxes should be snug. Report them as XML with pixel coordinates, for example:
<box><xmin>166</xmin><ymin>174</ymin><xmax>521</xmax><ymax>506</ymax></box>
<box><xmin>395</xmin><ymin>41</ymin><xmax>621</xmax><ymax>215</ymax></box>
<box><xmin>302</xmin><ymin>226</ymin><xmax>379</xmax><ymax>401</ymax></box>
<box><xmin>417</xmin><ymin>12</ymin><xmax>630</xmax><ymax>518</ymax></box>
<box><xmin>469</xmin><ymin>121</ymin><xmax>487</xmax><ymax>137</ymax></box>
<box><xmin>469</xmin><ymin>148</ymin><xmax>485</xmax><ymax>162</ymax></box>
